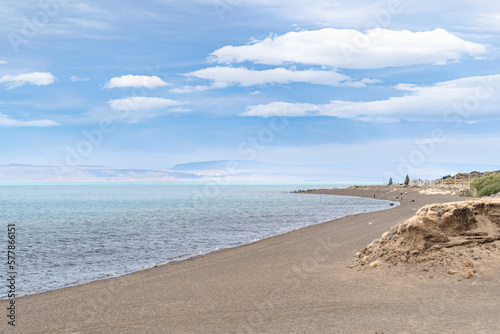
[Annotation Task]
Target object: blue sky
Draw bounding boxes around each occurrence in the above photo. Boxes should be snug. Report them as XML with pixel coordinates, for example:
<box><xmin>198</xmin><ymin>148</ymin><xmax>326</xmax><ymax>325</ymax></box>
<box><xmin>1</xmin><ymin>0</ymin><xmax>500</xmax><ymax>180</ymax></box>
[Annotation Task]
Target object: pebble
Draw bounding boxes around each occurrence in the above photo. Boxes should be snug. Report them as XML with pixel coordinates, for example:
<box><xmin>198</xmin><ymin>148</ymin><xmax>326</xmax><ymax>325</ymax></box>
<box><xmin>462</xmin><ymin>260</ymin><xmax>474</xmax><ymax>268</ymax></box>
<box><xmin>463</xmin><ymin>270</ymin><xmax>475</xmax><ymax>279</ymax></box>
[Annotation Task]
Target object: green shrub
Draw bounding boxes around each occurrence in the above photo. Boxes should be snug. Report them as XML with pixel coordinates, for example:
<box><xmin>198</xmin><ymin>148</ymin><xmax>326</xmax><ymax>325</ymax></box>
<box><xmin>471</xmin><ymin>172</ymin><xmax>500</xmax><ymax>192</ymax></box>
<box><xmin>477</xmin><ymin>182</ymin><xmax>500</xmax><ymax>197</ymax></box>
<box><xmin>459</xmin><ymin>189</ymin><xmax>474</xmax><ymax>197</ymax></box>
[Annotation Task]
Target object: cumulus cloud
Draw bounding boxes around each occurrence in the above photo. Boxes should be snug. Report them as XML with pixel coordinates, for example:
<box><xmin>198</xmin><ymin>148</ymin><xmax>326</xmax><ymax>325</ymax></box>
<box><xmin>242</xmin><ymin>74</ymin><xmax>500</xmax><ymax>122</ymax></box>
<box><xmin>184</xmin><ymin>66</ymin><xmax>379</xmax><ymax>88</ymax></box>
<box><xmin>210</xmin><ymin>28</ymin><xmax>489</xmax><ymax>69</ymax></box>
<box><xmin>108</xmin><ymin>96</ymin><xmax>183</xmax><ymax>112</ymax></box>
<box><xmin>0</xmin><ymin>113</ymin><xmax>59</xmax><ymax>127</ymax></box>
<box><xmin>105</xmin><ymin>75</ymin><xmax>170</xmax><ymax>89</ymax></box>
<box><xmin>0</xmin><ymin>72</ymin><xmax>55</xmax><ymax>89</ymax></box>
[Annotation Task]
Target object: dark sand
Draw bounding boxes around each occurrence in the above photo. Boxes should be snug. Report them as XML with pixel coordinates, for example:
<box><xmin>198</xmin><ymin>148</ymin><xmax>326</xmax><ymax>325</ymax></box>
<box><xmin>3</xmin><ymin>186</ymin><xmax>500</xmax><ymax>333</ymax></box>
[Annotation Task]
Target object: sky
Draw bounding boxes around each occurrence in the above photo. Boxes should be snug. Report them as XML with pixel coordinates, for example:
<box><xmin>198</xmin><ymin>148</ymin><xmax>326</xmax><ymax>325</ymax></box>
<box><xmin>1</xmin><ymin>0</ymin><xmax>500</xmax><ymax>181</ymax></box>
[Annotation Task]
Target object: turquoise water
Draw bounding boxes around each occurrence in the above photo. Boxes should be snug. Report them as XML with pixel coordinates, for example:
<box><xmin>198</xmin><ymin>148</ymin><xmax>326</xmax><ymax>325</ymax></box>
<box><xmin>0</xmin><ymin>183</ymin><xmax>395</xmax><ymax>298</ymax></box>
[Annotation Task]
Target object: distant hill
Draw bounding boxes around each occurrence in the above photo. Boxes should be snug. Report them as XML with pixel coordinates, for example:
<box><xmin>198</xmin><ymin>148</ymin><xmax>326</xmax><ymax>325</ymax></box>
<box><xmin>0</xmin><ymin>165</ymin><xmax>202</xmax><ymax>182</ymax></box>
<box><xmin>0</xmin><ymin>161</ymin><xmax>498</xmax><ymax>182</ymax></box>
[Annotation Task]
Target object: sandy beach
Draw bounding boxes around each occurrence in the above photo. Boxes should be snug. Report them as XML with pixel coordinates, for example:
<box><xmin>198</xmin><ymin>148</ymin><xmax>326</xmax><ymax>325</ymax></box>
<box><xmin>4</xmin><ymin>186</ymin><xmax>500</xmax><ymax>333</ymax></box>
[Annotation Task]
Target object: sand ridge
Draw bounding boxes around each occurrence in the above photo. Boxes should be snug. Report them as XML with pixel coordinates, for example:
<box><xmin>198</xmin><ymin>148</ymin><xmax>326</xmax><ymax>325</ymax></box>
<box><xmin>354</xmin><ymin>196</ymin><xmax>500</xmax><ymax>279</ymax></box>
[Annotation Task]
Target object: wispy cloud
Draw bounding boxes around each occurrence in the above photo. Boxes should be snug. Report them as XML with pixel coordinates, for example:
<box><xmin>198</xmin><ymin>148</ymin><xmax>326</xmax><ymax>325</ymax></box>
<box><xmin>252</xmin><ymin>135</ymin><xmax>500</xmax><ymax>169</ymax></box>
<box><xmin>63</xmin><ymin>17</ymin><xmax>112</xmax><ymax>30</ymax></box>
<box><xmin>0</xmin><ymin>113</ymin><xmax>59</xmax><ymax>127</ymax></box>
<box><xmin>105</xmin><ymin>75</ymin><xmax>170</xmax><ymax>89</ymax></box>
<box><xmin>0</xmin><ymin>60</ymin><xmax>7</xmax><ymax>64</ymax></box>
<box><xmin>108</xmin><ymin>96</ymin><xmax>183</xmax><ymax>112</ymax></box>
<box><xmin>191</xmin><ymin>0</ymin><xmax>390</xmax><ymax>27</ymax></box>
<box><xmin>83</xmin><ymin>97</ymin><xmax>188</xmax><ymax>124</ymax></box>
<box><xmin>0</xmin><ymin>72</ymin><xmax>55</xmax><ymax>89</ymax></box>
<box><xmin>194</xmin><ymin>0</ymin><xmax>500</xmax><ymax>34</ymax></box>
<box><xmin>211</xmin><ymin>28</ymin><xmax>489</xmax><ymax>69</ymax></box>
<box><xmin>70</xmin><ymin>76</ymin><xmax>90</xmax><ymax>82</ymax></box>
<box><xmin>182</xmin><ymin>66</ymin><xmax>380</xmax><ymax>88</ymax></box>
<box><xmin>243</xmin><ymin>74</ymin><xmax>500</xmax><ymax>122</ymax></box>
<box><xmin>169</xmin><ymin>84</ymin><xmax>223</xmax><ymax>94</ymax></box>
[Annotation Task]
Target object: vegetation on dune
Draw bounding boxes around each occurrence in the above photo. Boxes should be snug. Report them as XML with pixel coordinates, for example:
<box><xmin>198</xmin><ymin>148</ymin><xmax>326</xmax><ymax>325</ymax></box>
<box><xmin>471</xmin><ymin>172</ymin><xmax>500</xmax><ymax>196</ymax></box>
<box><xmin>478</xmin><ymin>182</ymin><xmax>500</xmax><ymax>197</ymax></box>
<box><xmin>459</xmin><ymin>189</ymin><xmax>474</xmax><ymax>197</ymax></box>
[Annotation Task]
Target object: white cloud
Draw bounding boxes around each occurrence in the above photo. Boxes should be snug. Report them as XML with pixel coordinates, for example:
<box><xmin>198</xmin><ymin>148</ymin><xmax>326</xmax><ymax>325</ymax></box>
<box><xmin>0</xmin><ymin>60</ymin><xmax>6</xmax><ymax>64</ymax></box>
<box><xmin>0</xmin><ymin>72</ymin><xmax>55</xmax><ymax>89</ymax></box>
<box><xmin>0</xmin><ymin>113</ymin><xmax>59</xmax><ymax>127</ymax></box>
<box><xmin>108</xmin><ymin>96</ymin><xmax>183</xmax><ymax>112</ymax></box>
<box><xmin>105</xmin><ymin>75</ymin><xmax>170</xmax><ymax>89</ymax></box>
<box><xmin>210</xmin><ymin>28</ymin><xmax>489</xmax><ymax>69</ymax></box>
<box><xmin>184</xmin><ymin>66</ymin><xmax>379</xmax><ymax>87</ymax></box>
<box><xmin>243</xmin><ymin>74</ymin><xmax>500</xmax><ymax>122</ymax></box>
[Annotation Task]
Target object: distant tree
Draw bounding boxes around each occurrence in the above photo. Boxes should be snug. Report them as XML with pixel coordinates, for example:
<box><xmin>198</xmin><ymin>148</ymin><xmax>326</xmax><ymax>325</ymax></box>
<box><xmin>404</xmin><ymin>175</ymin><xmax>410</xmax><ymax>187</ymax></box>
<box><xmin>388</xmin><ymin>178</ymin><xmax>393</xmax><ymax>186</ymax></box>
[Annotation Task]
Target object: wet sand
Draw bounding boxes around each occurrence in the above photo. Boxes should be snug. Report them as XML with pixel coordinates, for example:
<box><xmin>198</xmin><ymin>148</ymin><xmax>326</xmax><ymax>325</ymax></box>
<box><xmin>4</xmin><ymin>186</ymin><xmax>500</xmax><ymax>333</ymax></box>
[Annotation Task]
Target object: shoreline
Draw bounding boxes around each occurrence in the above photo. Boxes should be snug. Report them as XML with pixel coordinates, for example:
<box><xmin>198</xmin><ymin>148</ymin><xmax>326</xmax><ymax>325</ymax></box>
<box><xmin>1</xmin><ymin>189</ymin><xmax>396</xmax><ymax>301</ymax></box>
<box><xmin>5</xmin><ymin>186</ymin><xmax>499</xmax><ymax>333</ymax></box>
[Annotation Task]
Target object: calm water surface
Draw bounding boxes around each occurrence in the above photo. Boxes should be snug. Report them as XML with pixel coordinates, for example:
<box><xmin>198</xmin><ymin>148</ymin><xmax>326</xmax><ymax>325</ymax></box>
<box><xmin>0</xmin><ymin>183</ymin><xmax>396</xmax><ymax>298</ymax></box>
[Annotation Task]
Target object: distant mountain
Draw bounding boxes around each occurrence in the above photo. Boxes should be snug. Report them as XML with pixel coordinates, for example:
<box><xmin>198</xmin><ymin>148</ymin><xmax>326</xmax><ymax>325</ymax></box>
<box><xmin>1</xmin><ymin>163</ymin><xmax>105</xmax><ymax>168</ymax></box>
<box><xmin>0</xmin><ymin>165</ymin><xmax>202</xmax><ymax>182</ymax></box>
<box><xmin>0</xmin><ymin>161</ymin><xmax>498</xmax><ymax>182</ymax></box>
<box><xmin>2</xmin><ymin>163</ymin><xmax>47</xmax><ymax>167</ymax></box>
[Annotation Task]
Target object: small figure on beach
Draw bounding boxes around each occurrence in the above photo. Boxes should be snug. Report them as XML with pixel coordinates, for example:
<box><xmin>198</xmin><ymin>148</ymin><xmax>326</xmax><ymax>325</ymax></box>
<box><xmin>373</xmin><ymin>194</ymin><xmax>376</xmax><ymax>198</ymax></box>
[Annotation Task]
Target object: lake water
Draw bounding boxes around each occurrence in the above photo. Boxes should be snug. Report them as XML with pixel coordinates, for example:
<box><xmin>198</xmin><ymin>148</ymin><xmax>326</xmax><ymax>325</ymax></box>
<box><xmin>0</xmin><ymin>183</ymin><xmax>395</xmax><ymax>298</ymax></box>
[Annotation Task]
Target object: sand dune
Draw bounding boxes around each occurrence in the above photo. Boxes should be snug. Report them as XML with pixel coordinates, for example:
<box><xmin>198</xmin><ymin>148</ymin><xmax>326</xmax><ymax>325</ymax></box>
<box><xmin>356</xmin><ymin>197</ymin><xmax>500</xmax><ymax>279</ymax></box>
